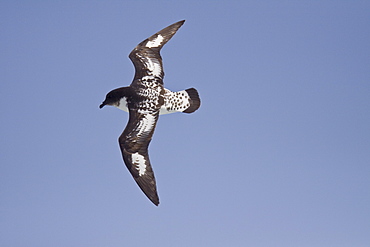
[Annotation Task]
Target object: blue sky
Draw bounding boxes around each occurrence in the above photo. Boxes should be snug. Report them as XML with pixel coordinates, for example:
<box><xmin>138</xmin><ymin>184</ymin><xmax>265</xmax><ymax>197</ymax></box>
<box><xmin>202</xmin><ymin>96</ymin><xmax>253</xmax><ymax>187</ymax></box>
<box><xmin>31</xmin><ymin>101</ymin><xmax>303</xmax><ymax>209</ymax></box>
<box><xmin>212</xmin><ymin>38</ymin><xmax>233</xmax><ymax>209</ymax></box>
<box><xmin>1</xmin><ymin>1</ymin><xmax>369</xmax><ymax>246</ymax></box>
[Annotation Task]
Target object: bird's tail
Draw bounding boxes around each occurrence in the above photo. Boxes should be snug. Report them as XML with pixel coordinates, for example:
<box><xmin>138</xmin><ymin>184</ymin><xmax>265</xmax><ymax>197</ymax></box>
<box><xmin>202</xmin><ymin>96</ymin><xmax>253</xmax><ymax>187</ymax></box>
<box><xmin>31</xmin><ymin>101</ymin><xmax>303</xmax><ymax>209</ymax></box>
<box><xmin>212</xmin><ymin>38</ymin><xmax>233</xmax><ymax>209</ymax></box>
<box><xmin>183</xmin><ymin>88</ymin><xmax>201</xmax><ymax>113</ymax></box>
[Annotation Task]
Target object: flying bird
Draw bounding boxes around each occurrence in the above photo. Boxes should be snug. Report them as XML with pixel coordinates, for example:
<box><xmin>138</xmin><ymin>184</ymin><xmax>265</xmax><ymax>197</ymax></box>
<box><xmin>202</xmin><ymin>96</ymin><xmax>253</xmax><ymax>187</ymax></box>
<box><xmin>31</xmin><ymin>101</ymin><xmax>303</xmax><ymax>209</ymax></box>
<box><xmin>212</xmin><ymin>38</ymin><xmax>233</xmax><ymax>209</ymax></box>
<box><xmin>99</xmin><ymin>20</ymin><xmax>200</xmax><ymax>206</ymax></box>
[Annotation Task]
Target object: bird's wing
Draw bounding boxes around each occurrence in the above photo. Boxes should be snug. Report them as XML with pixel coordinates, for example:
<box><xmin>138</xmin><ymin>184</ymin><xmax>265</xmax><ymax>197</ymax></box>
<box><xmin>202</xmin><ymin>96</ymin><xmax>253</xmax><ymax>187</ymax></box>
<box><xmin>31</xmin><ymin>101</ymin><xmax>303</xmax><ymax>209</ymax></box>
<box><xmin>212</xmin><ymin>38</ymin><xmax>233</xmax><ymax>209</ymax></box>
<box><xmin>119</xmin><ymin>108</ymin><xmax>160</xmax><ymax>206</ymax></box>
<box><xmin>129</xmin><ymin>20</ymin><xmax>185</xmax><ymax>82</ymax></box>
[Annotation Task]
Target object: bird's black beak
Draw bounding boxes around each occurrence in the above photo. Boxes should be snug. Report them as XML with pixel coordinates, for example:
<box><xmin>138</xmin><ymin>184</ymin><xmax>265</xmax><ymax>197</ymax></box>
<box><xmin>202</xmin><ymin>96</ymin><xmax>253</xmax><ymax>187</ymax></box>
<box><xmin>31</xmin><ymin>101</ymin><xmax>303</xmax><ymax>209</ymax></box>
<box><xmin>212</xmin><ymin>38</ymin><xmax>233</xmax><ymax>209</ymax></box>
<box><xmin>99</xmin><ymin>102</ymin><xmax>105</xmax><ymax>109</ymax></box>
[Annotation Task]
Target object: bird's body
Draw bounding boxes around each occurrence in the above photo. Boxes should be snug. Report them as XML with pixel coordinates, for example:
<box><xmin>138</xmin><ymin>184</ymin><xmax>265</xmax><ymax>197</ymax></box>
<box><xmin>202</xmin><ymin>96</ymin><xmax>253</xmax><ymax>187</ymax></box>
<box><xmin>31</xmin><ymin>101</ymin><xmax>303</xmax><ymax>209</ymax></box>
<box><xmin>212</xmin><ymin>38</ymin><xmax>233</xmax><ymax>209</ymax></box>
<box><xmin>100</xmin><ymin>20</ymin><xmax>200</xmax><ymax>206</ymax></box>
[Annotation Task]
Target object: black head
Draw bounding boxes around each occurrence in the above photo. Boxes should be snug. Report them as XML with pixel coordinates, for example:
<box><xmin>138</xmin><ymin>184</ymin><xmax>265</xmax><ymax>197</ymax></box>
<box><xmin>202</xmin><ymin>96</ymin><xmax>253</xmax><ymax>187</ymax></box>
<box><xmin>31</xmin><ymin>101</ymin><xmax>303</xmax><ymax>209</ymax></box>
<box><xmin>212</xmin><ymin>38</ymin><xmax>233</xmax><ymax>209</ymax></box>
<box><xmin>99</xmin><ymin>87</ymin><xmax>131</xmax><ymax>109</ymax></box>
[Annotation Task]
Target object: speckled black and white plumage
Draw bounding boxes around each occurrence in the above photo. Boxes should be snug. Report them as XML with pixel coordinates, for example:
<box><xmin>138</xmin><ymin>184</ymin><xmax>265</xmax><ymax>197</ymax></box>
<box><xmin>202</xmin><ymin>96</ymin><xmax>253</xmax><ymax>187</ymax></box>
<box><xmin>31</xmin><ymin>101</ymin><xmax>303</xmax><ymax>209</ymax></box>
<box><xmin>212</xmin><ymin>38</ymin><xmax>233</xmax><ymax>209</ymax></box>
<box><xmin>99</xmin><ymin>20</ymin><xmax>200</xmax><ymax>206</ymax></box>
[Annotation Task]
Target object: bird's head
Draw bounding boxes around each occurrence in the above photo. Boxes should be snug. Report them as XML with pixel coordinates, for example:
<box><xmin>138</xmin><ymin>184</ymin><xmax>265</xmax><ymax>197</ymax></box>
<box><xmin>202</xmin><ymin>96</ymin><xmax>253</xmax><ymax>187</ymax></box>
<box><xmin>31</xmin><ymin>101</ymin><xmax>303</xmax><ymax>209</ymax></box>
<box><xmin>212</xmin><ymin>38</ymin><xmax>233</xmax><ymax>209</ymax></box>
<box><xmin>99</xmin><ymin>87</ymin><xmax>131</xmax><ymax>109</ymax></box>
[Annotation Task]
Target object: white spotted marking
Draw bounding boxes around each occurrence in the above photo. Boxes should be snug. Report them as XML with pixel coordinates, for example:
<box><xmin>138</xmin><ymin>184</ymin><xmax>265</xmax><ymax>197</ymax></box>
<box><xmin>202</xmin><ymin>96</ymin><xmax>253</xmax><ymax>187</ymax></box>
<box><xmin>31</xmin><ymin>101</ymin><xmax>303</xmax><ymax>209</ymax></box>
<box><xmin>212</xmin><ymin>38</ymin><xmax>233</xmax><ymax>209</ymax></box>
<box><xmin>141</xmin><ymin>75</ymin><xmax>156</xmax><ymax>81</ymax></box>
<box><xmin>146</xmin><ymin>34</ymin><xmax>164</xmax><ymax>48</ymax></box>
<box><xmin>159</xmin><ymin>89</ymin><xmax>190</xmax><ymax>115</ymax></box>
<box><xmin>132</xmin><ymin>152</ymin><xmax>146</xmax><ymax>176</ymax></box>
<box><xmin>116</xmin><ymin>89</ymin><xmax>190</xmax><ymax>115</ymax></box>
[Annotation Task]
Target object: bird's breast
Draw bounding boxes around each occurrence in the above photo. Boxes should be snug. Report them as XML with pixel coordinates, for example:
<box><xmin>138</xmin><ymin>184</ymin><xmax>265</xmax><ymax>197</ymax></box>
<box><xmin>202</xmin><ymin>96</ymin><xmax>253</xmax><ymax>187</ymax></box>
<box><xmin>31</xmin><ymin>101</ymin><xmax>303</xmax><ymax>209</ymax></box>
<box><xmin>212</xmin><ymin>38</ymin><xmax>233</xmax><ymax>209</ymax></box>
<box><xmin>116</xmin><ymin>97</ymin><xmax>129</xmax><ymax>112</ymax></box>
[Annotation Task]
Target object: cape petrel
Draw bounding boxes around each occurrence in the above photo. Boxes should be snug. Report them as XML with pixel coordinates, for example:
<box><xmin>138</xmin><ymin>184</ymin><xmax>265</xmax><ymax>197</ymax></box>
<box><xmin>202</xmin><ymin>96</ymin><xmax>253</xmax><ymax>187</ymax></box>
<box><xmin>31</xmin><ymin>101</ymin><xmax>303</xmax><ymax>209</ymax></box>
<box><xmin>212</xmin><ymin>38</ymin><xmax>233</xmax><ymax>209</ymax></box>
<box><xmin>99</xmin><ymin>20</ymin><xmax>200</xmax><ymax>206</ymax></box>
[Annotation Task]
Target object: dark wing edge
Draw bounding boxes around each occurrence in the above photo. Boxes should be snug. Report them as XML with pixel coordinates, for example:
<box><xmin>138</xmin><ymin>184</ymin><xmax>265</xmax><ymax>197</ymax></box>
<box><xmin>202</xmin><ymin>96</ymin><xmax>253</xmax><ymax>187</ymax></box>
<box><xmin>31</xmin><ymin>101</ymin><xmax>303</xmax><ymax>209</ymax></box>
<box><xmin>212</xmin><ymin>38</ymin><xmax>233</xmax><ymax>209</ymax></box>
<box><xmin>129</xmin><ymin>20</ymin><xmax>185</xmax><ymax>81</ymax></box>
<box><xmin>118</xmin><ymin>110</ymin><xmax>160</xmax><ymax>206</ymax></box>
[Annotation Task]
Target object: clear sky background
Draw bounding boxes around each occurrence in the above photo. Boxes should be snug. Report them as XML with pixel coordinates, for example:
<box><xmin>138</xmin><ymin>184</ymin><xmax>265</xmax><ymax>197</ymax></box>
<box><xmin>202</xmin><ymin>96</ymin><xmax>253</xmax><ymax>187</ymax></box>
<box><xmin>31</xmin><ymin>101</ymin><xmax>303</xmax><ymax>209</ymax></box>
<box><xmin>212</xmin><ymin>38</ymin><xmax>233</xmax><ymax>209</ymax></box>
<box><xmin>1</xmin><ymin>1</ymin><xmax>369</xmax><ymax>246</ymax></box>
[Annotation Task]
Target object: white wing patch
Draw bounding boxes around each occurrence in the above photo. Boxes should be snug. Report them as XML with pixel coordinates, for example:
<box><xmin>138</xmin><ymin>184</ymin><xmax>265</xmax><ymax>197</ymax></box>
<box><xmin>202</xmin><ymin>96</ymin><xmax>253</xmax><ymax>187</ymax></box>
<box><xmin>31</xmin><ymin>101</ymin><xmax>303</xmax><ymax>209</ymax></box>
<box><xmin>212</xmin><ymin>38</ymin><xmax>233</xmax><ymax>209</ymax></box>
<box><xmin>132</xmin><ymin>152</ymin><xmax>146</xmax><ymax>176</ymax></box>
<box><xmin>137</xmin><ymin>53</ymin><xmax>162</xmax><ymax>77</ymax></box>
<box><xmin>136</xmin><ymin>113</ymin><xmax>157</xmax><ymax>137</ymax></box>
<box><xmin>145</xmin><ymin>59</ymin><xmax>162</xmax><ymax>77</ymax></box>
<box><xmin>146</xmin><ymin>34</ymin><xmax>164</xmax><ymax>48</ymax></box>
